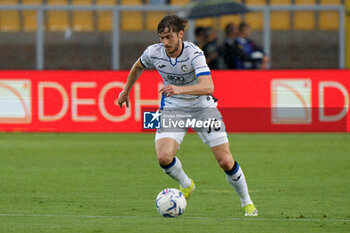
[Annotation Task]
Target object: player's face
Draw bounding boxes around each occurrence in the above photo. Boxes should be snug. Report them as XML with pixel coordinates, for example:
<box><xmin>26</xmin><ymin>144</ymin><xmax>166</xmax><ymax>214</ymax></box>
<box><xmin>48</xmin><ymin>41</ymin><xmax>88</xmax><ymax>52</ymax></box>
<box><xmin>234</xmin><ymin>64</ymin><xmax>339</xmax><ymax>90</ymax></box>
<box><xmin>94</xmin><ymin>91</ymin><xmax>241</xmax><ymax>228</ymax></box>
<box><xmin>159</xmin><ymin>28</ymin><xmax>183</xmax><ymax>57</ymax></box>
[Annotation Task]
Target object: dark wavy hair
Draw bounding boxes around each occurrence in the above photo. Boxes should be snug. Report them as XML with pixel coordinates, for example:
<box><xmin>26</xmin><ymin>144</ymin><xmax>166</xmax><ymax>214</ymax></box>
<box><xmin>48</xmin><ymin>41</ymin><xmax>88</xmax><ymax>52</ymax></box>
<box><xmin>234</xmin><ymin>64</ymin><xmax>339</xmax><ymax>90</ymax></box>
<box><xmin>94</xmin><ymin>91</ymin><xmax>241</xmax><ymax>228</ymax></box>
<box><xmin>157</xmin><ymin>15</ymin><xmax>188</xmax><ymax>34</ymax></box>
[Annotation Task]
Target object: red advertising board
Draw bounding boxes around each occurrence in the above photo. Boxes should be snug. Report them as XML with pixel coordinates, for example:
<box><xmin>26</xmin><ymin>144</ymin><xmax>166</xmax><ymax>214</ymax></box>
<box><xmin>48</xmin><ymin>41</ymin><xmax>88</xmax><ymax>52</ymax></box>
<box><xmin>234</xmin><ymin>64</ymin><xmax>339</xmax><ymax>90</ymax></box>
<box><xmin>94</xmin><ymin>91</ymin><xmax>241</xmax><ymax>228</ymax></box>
<box><xmin>0</xmin><ymin>70</ymin><xmax>349</xmax><ymax>132</ymax></box>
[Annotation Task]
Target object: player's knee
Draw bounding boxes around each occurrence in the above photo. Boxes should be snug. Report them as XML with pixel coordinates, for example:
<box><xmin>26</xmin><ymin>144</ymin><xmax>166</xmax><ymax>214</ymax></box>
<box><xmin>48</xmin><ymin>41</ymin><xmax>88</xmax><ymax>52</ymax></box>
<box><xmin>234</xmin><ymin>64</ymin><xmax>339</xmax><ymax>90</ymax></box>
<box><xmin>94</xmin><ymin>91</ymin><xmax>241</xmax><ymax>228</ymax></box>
<box><xmin>218</xmin><ymin>154</ymin><xmax>234</xmax><ymax>171</ymax></box>
<box><xmin>157</xmin><ymin>151</ymin><xmax>174</xmax><ymax>166</ymax></box>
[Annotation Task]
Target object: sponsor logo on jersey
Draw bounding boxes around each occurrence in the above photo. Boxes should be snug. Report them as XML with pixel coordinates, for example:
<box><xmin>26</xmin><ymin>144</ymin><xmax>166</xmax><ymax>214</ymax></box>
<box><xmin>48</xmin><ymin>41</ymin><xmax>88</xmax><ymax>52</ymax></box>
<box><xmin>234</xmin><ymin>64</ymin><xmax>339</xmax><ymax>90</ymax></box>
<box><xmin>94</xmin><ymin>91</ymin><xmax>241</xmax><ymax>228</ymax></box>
<box><xmin>167</xmin><ymin>75</ymin><xmax>185</xmax><ymax>85</ymax></box>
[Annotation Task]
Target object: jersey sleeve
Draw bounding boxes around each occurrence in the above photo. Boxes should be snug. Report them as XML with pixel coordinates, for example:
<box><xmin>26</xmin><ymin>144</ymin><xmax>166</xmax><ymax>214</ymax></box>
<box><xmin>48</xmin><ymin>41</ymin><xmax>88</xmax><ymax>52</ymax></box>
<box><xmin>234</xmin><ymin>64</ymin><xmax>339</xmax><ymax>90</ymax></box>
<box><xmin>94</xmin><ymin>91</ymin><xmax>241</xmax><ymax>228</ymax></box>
<box><xmin>140</xmin><ymin>45</ymin><xmax>155</xmax><ymax>69</ymax></box>
<box><xmin>191</xmin><ymin>51</ymin><xmax>211</xmax><ymax>78</ymax></box>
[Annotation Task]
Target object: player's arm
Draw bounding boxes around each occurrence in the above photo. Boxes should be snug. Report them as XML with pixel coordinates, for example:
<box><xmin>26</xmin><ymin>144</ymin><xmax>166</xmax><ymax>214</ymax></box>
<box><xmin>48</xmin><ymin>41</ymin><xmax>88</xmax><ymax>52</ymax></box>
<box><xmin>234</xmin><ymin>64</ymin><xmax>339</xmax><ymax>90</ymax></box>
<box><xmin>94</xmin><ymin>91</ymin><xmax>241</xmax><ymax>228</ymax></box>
<box><xmin>159</xmin><ymin>75</ymin><xmax>214</xmax><ymax>97</ymax></box>
<box><xmin>118</xmin><ymin>58</ymin><xmax>145</xmax><ymax>108</ymax></box>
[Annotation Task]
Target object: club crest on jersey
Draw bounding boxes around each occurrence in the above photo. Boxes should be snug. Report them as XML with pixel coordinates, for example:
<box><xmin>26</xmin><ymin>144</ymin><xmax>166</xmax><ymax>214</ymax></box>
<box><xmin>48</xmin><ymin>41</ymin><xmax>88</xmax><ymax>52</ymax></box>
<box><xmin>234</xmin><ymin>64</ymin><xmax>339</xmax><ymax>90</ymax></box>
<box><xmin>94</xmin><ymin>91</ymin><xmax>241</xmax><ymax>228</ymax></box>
<box><xmin>181</xmin><ymin>65</ymin><xmax>188</xmax><ymax>72</ymax></box>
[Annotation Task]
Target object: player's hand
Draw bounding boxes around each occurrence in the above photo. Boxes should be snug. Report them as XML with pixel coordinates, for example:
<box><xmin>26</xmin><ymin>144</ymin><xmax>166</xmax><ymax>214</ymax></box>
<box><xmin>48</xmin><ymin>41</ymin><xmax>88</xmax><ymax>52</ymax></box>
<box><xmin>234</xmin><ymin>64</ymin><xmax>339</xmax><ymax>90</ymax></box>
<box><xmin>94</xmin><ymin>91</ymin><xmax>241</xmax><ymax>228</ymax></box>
<box><xmin>117</xmin><ymin>91</ymin><xmax>129</xmax><ymax>108</ymax></box>
<box><xmin>159</xmin><ymin>85</ymin><xmax>181</xmax><ymax>97</ymax></box>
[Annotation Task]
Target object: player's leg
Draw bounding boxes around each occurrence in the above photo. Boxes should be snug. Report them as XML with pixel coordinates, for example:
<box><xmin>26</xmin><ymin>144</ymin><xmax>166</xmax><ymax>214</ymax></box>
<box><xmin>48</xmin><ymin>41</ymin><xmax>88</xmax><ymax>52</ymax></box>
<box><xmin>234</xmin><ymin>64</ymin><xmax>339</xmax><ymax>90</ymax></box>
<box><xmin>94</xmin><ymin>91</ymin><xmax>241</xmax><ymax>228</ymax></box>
<box><xmin>211</xmin><ymin>143</ymin><xmax>251</xmax><ymax>204</ymax></box>
<box><xmin>193</xmin><ymin>104</ymin><xmax>257</xmax><ymax>215</ymax></box>
<box><xmin>155</xmin><ymin>137</ymin><xmax>179</xmax><ymax>167</ymax></box>
<box><xmin>155</xmin><ymin>133</ymin><xmax>195</xmax><ymax>199</ymax></box>
<box><xmin>210</xmin><ymin>141</ymin><xmax>257</xmax><ymax>216</ymax></box>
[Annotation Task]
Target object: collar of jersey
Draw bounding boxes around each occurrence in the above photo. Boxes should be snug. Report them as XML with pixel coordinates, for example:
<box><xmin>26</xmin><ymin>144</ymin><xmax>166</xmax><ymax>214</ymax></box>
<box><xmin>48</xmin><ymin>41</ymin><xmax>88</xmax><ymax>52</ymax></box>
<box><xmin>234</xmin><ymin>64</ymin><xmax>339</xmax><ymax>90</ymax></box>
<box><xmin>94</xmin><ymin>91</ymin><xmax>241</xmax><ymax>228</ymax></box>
<box><xmin>166</xmin><ymin>42</ymin><xmax>184</xmax><ymax>66</ymax></box>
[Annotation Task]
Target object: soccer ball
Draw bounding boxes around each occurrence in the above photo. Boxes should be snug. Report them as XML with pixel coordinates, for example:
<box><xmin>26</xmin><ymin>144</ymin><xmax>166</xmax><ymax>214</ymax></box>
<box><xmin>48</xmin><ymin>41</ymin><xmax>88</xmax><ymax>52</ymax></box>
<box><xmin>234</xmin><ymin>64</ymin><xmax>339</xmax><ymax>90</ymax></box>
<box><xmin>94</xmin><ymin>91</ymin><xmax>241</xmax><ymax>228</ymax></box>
<box><xmin>155</xmin><ymin>188</ymin><xmax>187</xmax><ymax>217</ymax></box>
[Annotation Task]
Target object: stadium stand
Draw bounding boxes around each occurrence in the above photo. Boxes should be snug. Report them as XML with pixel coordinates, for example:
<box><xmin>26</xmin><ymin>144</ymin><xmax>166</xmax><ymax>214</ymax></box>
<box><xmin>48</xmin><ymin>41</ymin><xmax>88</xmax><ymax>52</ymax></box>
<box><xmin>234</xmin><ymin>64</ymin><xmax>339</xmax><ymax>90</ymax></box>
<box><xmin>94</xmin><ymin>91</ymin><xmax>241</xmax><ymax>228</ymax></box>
<box><xmin>121</xmin><ymin>0</ymin><xmax>143</xmax><ymax>32</ymax></box>
<box><xmin>0</xmin><ymin>0</ymin><xmax>344</xmax><ymax>70</ymax></box>
<box><xmin>169</xmin><ymin>0</ymin><xmax>190</xmax><ymax>6</ymax></box>
<box><xmin>294</xmin><ymin>0</ymin><xmax>316</xmax><ymax>30</ymax></box>
<box><xmin>96</xmin><ymin>0</ymin><xmax>115</xmax><ymax>32</ymax></box>
<box><xmin>22</xmin><ymin>0</ymin><xmax>41</xmax><ymax>32</ymax></box>
<box><xmin>220</xmin><ymin>14</ymin><xmax>241</xmax><ymax>31</ymax></box>
<box><xmin>174</xmin><ymin>0</ymin><xmax>216</xmax><ymax>29</ymax></box>
<box><xmin>174</xmin><ymin>0</ymin><xmax>217</xmax><ymax>29</ymax></box>
<box><xmin>195</xmin><ymin>18</ymin><xmax>216</xmax><ymax>29</ymax></box>
<box><xmin>0</xmin><ymin>0</ymin><xmax>343</xmax><ymax>33</ymax></box>
<box><xmin>146</xmin><ymin>12</ymin><xmax>166</xmax><ymax>31</ymax></box>
<box><xmin>72</xmin><ymin>0</ymin><xmax>94</xmax><ymax>32</ymax></box>
<box><xmin>270</xmin><ymin>0</ymin><xmax>291</xmax><ymax>30</ymax></box>
<box><xmin>47</xmin><ymin>0</ymin><xmax>69</xmax><ymax>31</ymax></box>
<box><xmin>245</xmin><ymin>0</ymin><xmax>264</xmax><ymax>30</ymax></box>
<box><xmin>219</xmin><ymin>0</ymin><xmax>242</xmax><ymax>31</ymax></box>
<box><xmin>0</xmin><ymin>0</ymin><xmax>20</xmax><ymax>32</ymax></box>
<box><xmin>319</xmin><ymin>0</ymin><xmax>340</xmax><ymax>30</ymax></box>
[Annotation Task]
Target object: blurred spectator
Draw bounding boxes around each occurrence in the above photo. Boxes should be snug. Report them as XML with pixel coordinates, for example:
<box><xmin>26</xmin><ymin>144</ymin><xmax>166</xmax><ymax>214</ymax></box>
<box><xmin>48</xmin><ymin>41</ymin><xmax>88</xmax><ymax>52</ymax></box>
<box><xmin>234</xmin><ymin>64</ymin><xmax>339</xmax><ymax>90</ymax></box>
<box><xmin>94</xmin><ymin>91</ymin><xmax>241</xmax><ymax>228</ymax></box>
<box><xmin>194</xmin><ymin>26</ymin><xmax>206</xmax><ymax>49</ymax></box>
<box><xmin>221</xmin><ymin>23</ymin><xmax>240</xmax><ymax>69</ymax></box>
<box><xmin>234</xmin><ymin>22</ymin><xmax>269</xmax><ymax>69</ymax></box>
<box><xmin>202</xmin><ymin>27</ymin><xmax>224</xmax><ymax>70</ymax></box>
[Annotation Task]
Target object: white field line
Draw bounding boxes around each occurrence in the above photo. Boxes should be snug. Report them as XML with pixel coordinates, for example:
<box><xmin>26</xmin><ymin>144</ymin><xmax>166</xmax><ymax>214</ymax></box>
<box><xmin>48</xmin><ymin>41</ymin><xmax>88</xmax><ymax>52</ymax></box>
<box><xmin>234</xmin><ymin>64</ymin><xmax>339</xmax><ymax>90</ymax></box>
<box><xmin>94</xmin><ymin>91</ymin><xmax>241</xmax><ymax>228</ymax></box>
<box><xmin>0</xmin><ymin>213</ymin><xmax>349</xmax><ymax>223</ymax></box>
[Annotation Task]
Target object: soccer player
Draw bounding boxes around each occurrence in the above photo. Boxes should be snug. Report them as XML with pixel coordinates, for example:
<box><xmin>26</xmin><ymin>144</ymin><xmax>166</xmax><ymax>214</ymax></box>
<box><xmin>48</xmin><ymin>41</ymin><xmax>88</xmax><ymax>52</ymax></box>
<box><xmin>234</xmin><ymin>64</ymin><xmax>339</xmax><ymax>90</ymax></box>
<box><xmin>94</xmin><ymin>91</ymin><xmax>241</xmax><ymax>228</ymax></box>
<box><xmin>117</xmin><ymin>15</ymin><xmax>258</xmax><ymax>216</ymax></box>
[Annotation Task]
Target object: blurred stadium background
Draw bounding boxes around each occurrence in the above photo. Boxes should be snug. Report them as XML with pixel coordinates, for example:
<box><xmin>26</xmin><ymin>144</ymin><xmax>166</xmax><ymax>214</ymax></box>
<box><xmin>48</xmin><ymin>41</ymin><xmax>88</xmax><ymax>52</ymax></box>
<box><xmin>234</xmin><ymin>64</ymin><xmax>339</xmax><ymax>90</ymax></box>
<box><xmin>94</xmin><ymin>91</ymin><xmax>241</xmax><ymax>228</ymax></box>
<box><xmin>0</xmin><ymin>0</ymin><xmax>349</xmax><ymax>70</ymax></box>
<box><xmin>1</xmin><ymin>2</ymin><xmax>350</xmax><ymax>232</ymax></box>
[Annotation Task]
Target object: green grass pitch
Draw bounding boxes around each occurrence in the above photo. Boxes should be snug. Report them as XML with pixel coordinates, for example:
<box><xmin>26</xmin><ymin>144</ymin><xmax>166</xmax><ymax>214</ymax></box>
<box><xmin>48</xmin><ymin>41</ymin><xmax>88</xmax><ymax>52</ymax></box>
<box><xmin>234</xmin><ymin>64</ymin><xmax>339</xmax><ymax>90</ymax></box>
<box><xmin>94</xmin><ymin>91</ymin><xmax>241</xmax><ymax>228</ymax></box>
<box><xmin>0</xmin><ymin>133</ymin><xmax>349</xmax><ymax>232</ymax></box>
